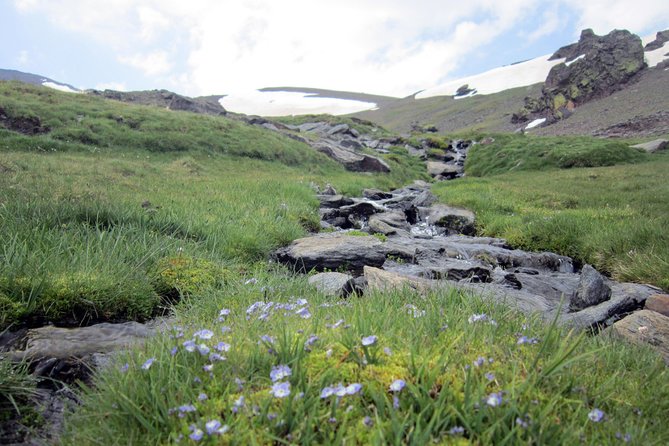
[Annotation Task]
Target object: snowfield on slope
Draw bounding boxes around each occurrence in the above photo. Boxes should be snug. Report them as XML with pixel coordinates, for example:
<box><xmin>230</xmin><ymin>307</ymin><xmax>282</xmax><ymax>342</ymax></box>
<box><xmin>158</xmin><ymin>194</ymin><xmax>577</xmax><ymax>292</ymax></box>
<box><xmin>219</xmin><ymin>90</ymin><xmax>377</xmax><ymax>116</ymax></box>
<box><xmin>416</xmin><ymin>54</ymin><xmax>565</xmax><ymax>99</ymax></box>
<box><xmin>41</xmin><ymin>81</ymin><xmax>79</xmax><ymax>93</ymax></box>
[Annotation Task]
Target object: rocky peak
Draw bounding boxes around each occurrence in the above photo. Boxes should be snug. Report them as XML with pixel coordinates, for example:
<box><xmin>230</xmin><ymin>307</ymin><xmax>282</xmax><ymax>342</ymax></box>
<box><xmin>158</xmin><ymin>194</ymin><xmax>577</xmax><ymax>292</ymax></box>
<box><xmin>514</xmin><ymin>29</ymin><xmax>646</xmax><ymax>124</ymax></box>
<box><xmin>644</xmin><ymin>29</ymin><xmax>669</xmax><ymax>51</ymax></box>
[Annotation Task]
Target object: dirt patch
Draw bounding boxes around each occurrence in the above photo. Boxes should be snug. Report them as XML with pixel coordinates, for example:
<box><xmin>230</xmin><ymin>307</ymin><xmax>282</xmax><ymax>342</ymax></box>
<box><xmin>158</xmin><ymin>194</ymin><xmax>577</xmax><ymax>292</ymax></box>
<box><xmin>594</xmin><ymin>111</ymin><xmax>669</xmax><ymax>138</ymax></box>
<box><xmin>0</xmin><ymin>107</ymin><xmax>50</xmax><ymax>135</ymax></box>
<box><xmin>0</xmin><ymin>162</ymin><xmax>15</xmax><ymax>174</ymax></box>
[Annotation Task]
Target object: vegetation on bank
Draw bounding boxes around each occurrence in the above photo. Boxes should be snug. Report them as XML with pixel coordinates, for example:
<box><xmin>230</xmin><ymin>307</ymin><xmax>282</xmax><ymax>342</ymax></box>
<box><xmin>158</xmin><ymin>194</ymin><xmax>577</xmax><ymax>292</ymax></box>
<box><xmin>62</xmin><ymin>271</ymin><xmax>669</xmax><ymax>445</ymax></box>
<box><xmin>434</xmin><ymin>153</ymin><xmax>669</xmax><ymax>289</ymax></box>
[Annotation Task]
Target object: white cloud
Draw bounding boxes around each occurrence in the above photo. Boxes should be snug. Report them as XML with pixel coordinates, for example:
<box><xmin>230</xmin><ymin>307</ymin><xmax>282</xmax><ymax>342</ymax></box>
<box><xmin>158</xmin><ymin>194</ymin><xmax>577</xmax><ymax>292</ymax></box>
<box><xmin>118</xmin><ymin>51</ymin><xmax>172</xmax><ymax>77</ymax></box>
<box><xmin>526</xmin><ymin>8</ymin><xmax>562</xmax><ymax>42</ymax></box>
<box><xmin>12</xmin><ymin>0</ymin><xmax>668</xmax><ymax>97</ymax></box>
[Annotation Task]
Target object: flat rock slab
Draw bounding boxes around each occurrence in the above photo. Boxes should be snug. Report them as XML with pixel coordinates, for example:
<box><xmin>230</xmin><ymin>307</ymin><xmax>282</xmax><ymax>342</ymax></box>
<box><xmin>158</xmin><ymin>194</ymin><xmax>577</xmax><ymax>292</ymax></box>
<box><xmin>611</xmin><ymin>309</ymin><xmax>669</xmax><ymax>364</ymax></box>
<box><xmin>630</xmin><ymin>139</ymin><xmax>668</xmax><ymax>153</ymax></box>
<box><xmin>422</xmin><ymin>204</ymin><xmax>476</xmax><ymax>235</ymax></box>
<box><xmin>364</xmin><ymin>266</ymin><xmax>439</xmax><ymax>294</ymax></box>
<box><xmin>9</xmin><ymin>322</ymin><xmax>152</xmax><ymax>361</ymax></box>
<box><xmin>308</xmin><ymin>272</ymin><xmax>354</xmax><ymax>297</ymax></box>
<box><xmin>274</xmin><ymin>232</ymin><xmax>387</xmax><ymax>273</ymax></box>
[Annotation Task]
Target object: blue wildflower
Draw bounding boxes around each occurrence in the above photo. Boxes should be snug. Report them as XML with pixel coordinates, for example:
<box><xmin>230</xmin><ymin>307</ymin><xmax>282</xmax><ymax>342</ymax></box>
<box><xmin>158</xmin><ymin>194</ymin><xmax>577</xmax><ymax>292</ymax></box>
<box><xmin>220</xmin><ymin>326</ymin><xmax>232</xmax><ymax>334</ymax></box>
<box><xmin>389</xmin><ymin>379</ymin><xmax>406</xmax><ymax>392</ymax></box>
<box><xmin>486</xmin><ymin>392</ymin><xmax>503</xmax><ymax>407</ymax></box>
<box><xmin>183</xmin><ymin>339</ymin><xmax>197</xmax><ymax>352</ymax></box>
<box><xmin>189</xmin><ymin>428</ymin><xmax>204</xmax><ymax>441</ymax></box>
<box><xmin>194</xmin><ymin>329</ymin><xmax>214</xmax><ymax>340</ymax></box>
<box><xmin>383</xmin><ymin>347</ymin><xmax>393</xmax><ymax>356</ymax></box>
<box><xmin>260</xmin><ymin>334</ymin><xmax>275</xmax><ymax>344</ymax></box>
<box><xmin>271</xmin><ymin>382</ymin><xmax>291</xmax><ymax>398</ymax></box>
<box><xmin>468</xmin><ymin>313</ymin><xmax>488</xmax><ymax>323</ymax></box>
<box><xmin>215</xmin><ymin>341</ymin><xmax>231</xmax><ymax>352</ymax></box>
<box><xmin>296</xmin><ymin>307</ymin><xmax>311</xmax><ymax>319</ymax></box>
<box><xmin>345</xmin><ymin>383</ymin><xmax>363</xmax><ymax>395</ymax></box>
<box><xmin>203</xmin><ymin>364</ymin><xmax>213</xmax><ymax>372</ymax></box>
<box><xmin>232</xmin><ymin>395</ymin><xmax>245</xmax><ymax>413</ymax></box>
<box><xmin>485</xmin><ymin>372</ymin><xmax>495</xmax><ymax>382</ymax></box>
<box><xmin>197</xmin><ymin>344</ymin><xmax>210</xmax><ymax>355</ymax></box>
<box><xmin>141</xmin><ymin>358</ymin><xmax>155</xmax><ymax>370</ymax></box>
<box><xmin>448</xmin><ymin>426</ymin><xmax>465</xmax><ymax>436</ymax></box>
<box><xmin>473</xmin><ymin>356</ymin><xmax>486</xmax><ymax>367</ymax></box>
<box><xmin>361</xmin><ymin>335</ymin><xmax>378</xmax><ymax>346</ymax></box>
<box><xmin>588</xmin><ymin>408</ymin><xmax>605</xmax><ymax>422</ymax></box>
<box><xmin>363</xmin><ymin>416</ymin><xmax>374</xmax><ymax>427</ymax></box>
<box><xmin>198</xmin><ymin>393</ymin><xmax>208</xmax><ymax>401</ymax></box>
<box><xmin>393</xmin><ymin>395</ymin><xmax>400</xmax><ymax>409</ymax></box>
<box><xmin>304</xmin><ymin>334</ymin><xmax>319</xmax><ymax>350</ymax></box>
<box><xmin>170</xmin><ymin>346</ymin><xmax>178</xmax><ymax>356</ymax></box>
<box><xmin>209</xmin><ymin>353</ymin><xmax>225</xmax><ymax>362</ymax></box>
<box><xmin>205</xmin><ymin>419</ymin><xmax>221</xmax><ymax>435</ymax></box>
<box><xmin>320</xmin><ymin>386</ymin><xmax>335</xmax><ymax>398</ymax></box>
<box><xmin>119</xmin><ymin>363</ymin><xmax>129</xmax><ymax>373</ymax></box>
<box><xmin>270</xmin><ymin>364</ymin><xmax>292</xmax><ymax>382</ymax></box>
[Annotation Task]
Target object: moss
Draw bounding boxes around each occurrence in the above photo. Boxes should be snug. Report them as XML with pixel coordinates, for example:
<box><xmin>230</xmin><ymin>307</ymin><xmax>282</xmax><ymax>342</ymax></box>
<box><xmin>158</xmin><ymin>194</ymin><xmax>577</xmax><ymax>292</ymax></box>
<box><xmin>0</xmin><ymin>292</ymin><xmax>27</xmax><ymax>329</ymax></box>
<box><xmin>569</xmin><ymin>85</ymin><xmax>580</xmax><ymax>99</ymax></box>
<box><xmin>153</xmin><ymin>255</ymin><xmax>228</xmax><ymax>298</ymax></box>
<box><xmin>552</xmin><ymin>93</ymin><xmax>567</xmax><ymax>111</ymax></box>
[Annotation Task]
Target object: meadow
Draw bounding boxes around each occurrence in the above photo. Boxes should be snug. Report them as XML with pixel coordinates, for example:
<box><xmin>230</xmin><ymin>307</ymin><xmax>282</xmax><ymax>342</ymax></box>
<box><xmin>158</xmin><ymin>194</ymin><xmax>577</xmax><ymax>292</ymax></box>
<box><xmin>1</xmin><ymin>83</ymin><xmax>668</xmax><ymax>444</ymax></box>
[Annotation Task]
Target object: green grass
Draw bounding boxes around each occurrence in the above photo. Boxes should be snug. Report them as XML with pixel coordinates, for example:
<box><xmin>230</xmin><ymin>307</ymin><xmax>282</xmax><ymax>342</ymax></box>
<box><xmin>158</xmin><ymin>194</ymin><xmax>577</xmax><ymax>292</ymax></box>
<box><xmin>463</xmin><ymin>134</ymin><xmax>649</xmax><ymax>177</ymax></box>
<box><xmin>61</xmin><ymin>270</ymin><xmax>669</xmax><ymax>444</ymax></box>
<box><xmin>434</xmin><ymin>155</ymin><xmax>669</xmax><ymax>289</ymax></box>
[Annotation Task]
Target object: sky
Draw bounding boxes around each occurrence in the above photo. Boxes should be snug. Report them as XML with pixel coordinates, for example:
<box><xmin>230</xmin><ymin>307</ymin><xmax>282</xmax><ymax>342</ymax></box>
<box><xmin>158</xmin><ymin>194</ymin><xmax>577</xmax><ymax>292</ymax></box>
<box><xmin>1</xmin><ymin>0</ymin><xmax>668</xmax><ymax>98</ymax></box>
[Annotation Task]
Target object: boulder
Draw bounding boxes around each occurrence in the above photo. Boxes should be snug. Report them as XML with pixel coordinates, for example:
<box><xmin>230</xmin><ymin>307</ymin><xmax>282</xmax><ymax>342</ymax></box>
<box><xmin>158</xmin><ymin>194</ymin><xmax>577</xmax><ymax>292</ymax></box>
<box><xmin>630</xmin><ymin>139</ymin><xmax>668</xmax><ymax>153</ymax></box>
<box><xmin>368</xmin><ymin>211</ymin><xmax>410</xmax><ymax>235</ymax></box>
<box><xmin>314</xmin><ymin>142</ymin><xmax>391</xmax><ymax>173</ymax></box>
<box><xmin>427</xmin><ymin>161</ymin><xmax>459</xmax><ymax>178</ymax></box>
<box><xmin>646</xmin><ymin>294</ymin><xmax>669</xmax><ymax>317</ymax></box>
<box><xmin>644</xmin><ymin>29</ymin><xmax>669</xmax><ymax>51</ymax></box>
<box><xmin>570</xmin><ymin>264</ymin><xmax>611</xmax><ymax>311</ymax></box>
<box><xmin>611</xmin><ymin>310</ymin><xmax>669</xmax><ymax>364</ymax></box>
<box><xmin>364</xmin><ymin>266</ymin><xmax>437</xmax><ymax>294</ymax></box>
<box><xmin>273</xmin><ymin>232</ymin><xmax>387</xmax><ymax>273</ymax></box>
<box><xmin>423</xmin><ymin>204</ymin><xmax>476</xmax><ymax>235</ymax></box>
<box><xmin>308</xmin><ymin>272</ymin><xmax>354</xmax><ymax>297</ymax></box>
<box><xmin>317</xmin><ymin>194</ymin><xmax>354</xmax><ymax>208</ymax></box>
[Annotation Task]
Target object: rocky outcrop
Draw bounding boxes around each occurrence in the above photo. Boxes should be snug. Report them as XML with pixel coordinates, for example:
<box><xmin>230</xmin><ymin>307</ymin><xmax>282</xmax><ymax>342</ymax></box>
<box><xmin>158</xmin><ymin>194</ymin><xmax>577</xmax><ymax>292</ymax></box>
<box><xmin>644</xmin><ymin>30</ymin><xmax>669</xmax><ymax>51</ymax></box>
<box><xmin>514</xmin><ymin>29</ymin><xmax>646</xmax><ymax>124</ymax></box>
<box><xmin>87</xmin><ymin>89</ymin><xmax>226</xmax><ymax>116</ymax></box>
<box><xmin>630</xmin><ymin>139</ymin><xmax>668</xmax><ymax>153</ymax></box>
<box><xmin>273</xmin><ymin>182</ymin><xmax>661</xmax><ymax>335</ymax></box>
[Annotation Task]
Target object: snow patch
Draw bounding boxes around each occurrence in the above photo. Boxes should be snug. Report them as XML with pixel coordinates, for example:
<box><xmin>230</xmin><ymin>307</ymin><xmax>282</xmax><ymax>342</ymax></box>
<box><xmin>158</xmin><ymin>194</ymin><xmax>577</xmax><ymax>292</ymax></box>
<box><xmin>525</xmin><ymin>118</ymin><xmax>546</xmax><ymax>130</ymax></box>
<box><xmin>565</xmin><ymin>54</ymin><xmax>585</xmax><ymax>67</ymax></box>
<box><xmin>644</xmin><ymin>41</ymin><xmax>669</xmax><ymax>68</ymax></box>
<box><xmin>41</xmin><ymin>81</ymin><xmax>79</xmax><ymax>93</ymax></box>
<box><xmin>416</xmin><ymin>54</ymin><xmax>565</xmax><ymax>100</ymax></box>
<box><xmin>219</xmin><ymin>90</ymin><xmax>377</xmax><ymax>116</ymax></box>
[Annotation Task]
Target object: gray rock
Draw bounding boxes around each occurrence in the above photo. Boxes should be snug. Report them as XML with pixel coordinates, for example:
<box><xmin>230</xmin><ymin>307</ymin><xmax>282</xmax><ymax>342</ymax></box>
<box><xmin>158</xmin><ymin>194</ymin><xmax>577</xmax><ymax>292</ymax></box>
<box><xmin>646</xmin><ymin>294</ymin><xmax>669</xmax><ymax>317</ymax></box>
<box><xmin>362</xmin><ymin>189</ymin><xmax>393</xmax><ymax>200</ymax></box>
<box><xmin>411</xmin><ymin>190</ymin><xmax>437</xmax><ymax>207</ymax></box>
<box><xmin>570</xmin><ymin>264</ymin><xmax>612</xmax><ymax>311</ymax></box>
<box><xmin>318</xmin><ymin>194</ymin><xmax>354</xmax><ymax>208</ymax></box>
<box><xmin>368</xmin><ymin>211</ymin><xmax>410</xmax><ymax>235</ymax></box>
<box><xmin>327</xmin><ymin>123</ymin><xmax>350</xmax><ymax>136</ymax></box>
<box><xmin>611</xmin><ymin>309</ymin><xmax>669</xmax><ymax>364</ymax></box>
<box><xmin>308</xmin><ymin>272</ymin><xmax>354</xmax><ymax>297</ymax></box>
<box><xmin>321</xmin><ymin>184</ymin><xmax>337</xmax><ymax>195</ymax></box>
<box><xmin>630</xmin><ymin>139</ymin><xmax>668</xmax><ymax>153</ymax></box>
<box><xmin>314</xmin><ymin>142</ymin><xmax>391</xmax><ymax>173</ymax></box>
<box><xmin>273</xmin><ymin>232</ymin><xmax>387</xmax><ymax>274</ymax></box>
<box><xmin>423</xmin><ymin>204</ymin><xmax>476</xmax><ymax>235</ymax></box>
<box><xmin>427</xmin><ymin>161</ymin><xmax>459</xmax><ymax>178</ymax></box>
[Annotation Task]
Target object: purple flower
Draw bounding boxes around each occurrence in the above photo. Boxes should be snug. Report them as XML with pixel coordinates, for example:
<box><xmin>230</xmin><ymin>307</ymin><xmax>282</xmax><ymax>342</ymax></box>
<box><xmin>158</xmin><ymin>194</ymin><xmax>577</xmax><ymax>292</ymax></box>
<box><xmin>189</xmin><ymin>428</ymin><xmax>204</xmax><ymax>441</ymax></box>
<box><xmin>486</xmin><ymin>392</ymin><xmax>503</xmax><ymax>407</ymax></box>
<box><xmin>178</xmin><ymin>404</ymin><xmax>197</xmax><ymax>414</ymax></box>
<box><xmin>271</xmin><ymin>382</ymin><xmax>291</xmax><ymax>398</ymax></box>
<box><xmin>183</xmin><ymin>339</ymin><xmax>197</xmax><ymax>352</ymax></box>
<box><xmin>197</xmin><ymin>343</ymin><xmax>210</xmax><ymax>355</ymax></box>
<box><xmin>220</xmin><ymin>326</ymin><xmax>232</xmax><ymax>334</ymax></box>
<box><xmin>295</xmin><ymin>298</ymin><xmax>308</xmax><ymax>306</ymax></box>
<box><xmin>194</xmin><ymin>329</ymin><xmax>214</xmax><ymax>340</ymax></box>
<box><xmin>448</xmin><ymin>426</ymin><xmax>465</xmax><ymax>436</ymax></box>
<box><xmin>203</xmin><ymin>364</ymin><xmax>213</xmax><ymax>372</ymax></box>
<box><xmin>234</xmin><ymin>377</ymin><xmax>245</xmax><ymax>390</ymax></box>
<box><xmin>383</xmin><ymin>347</ymin><xmax>393</xmax><ymax>356</ymax></box>
<box><xmin>321</xmin><ymin>386</ymin><xmax>336</xmax><ymax>398</ymax></box>
<box><xmin>245</xmin><ymin>278</ymin><xmax>257</xmax><ymax>285</ymax></box>
<box><xmin>209</xmin><ymin>353</ymin><xmax>225</xmax><ymax>362</ymax></box>
<box><xmin>205</xmin><ymin>419</ymin><xmax>221</xmax><ymax>435</ymax></box>
<box><xmin>468</xmin><ymin>313</ymin><xmax>488</xmax><ymax>323</ymax></box>
<box><xmin>215</xmin><ymin>341</ymin><xmax>231</xmax><ymax>352</ymax></box>
<box><xmin>485</xmin><ymin>372</ymin><xmax>495</xmax><ymax>382</ymax></box>
<box><xmin>327</xmin><ymin>319</ymin><xmax>345</xmax><ymax>329</ymax></box>
<box><xmin>473</xmin><ymin>356</ymin><xmax>486</xmax><ymax>367</ymax></box>
<box><xmin>141</xmin><ymin>358</ymin><xmax>155</xmax><ymax>370</ymax></box>
<box><xmin>260</xmin><ymin>335</ymin><xmax>275</xmax><ymax>344</ymax></box>
<box><xmin>270</xmin><ymin>365</ymin><xmax>292</xmax><ymax>382</ymax></box>
<box><xmin>170</xmin><ymin>346</ymin><xmax>178</xmax><ymax>356</ymax></box>
<box><xmin>588</xmin><ymin>408</ymin><xmax>605</xmax><ymax>422</ymax></box>
<box><xmin>119</xmin><ymin>363</ymin><xmax>129</xmax><ymax>373</ymax></box>
<box><xmin>517</xmin><ymin>336</ymin><xmax>539</xmax><ymax>345</ymax></box>
<box><xmin>516</xmin><ymin>416</ymin><xmax>530</xmax><ymax>428</ymax></box>
<box><xmin>335</xmin><ymin>383</ymin><xmax>348</xmax><ymax>397</ymax></box>
<box><xmin>219</xmin><ymin>308</ymin><xmax>231</xmax><ymax>317</ymax></box>
<box><xmin>198</xmin><ymin>393</ymin><xmax>208</xmax><ymax>401</ymax></box>
<box><xmin>304</xmin><ymin>334</ymin><xmax>319</xmax><ymax>350</ymax></box>
<box><xmin>296</xmin><ymin>307</ymin><xmax>311</xmax><ymax>319</ymax></box>
<box><xmin>363</xmin><ymin>416</ymin><xmax>374</xmax><ymax>427</ymax></box>
<box><xmin>361</xmin><ymin>335</ymin><xmax>378</xmax><ymax>346</ymax></box>
<box><xmin>392</xmin><ymin>395</ymin><xmax>400</xmax><ymax>409</ymax></box>
<box><xmin>345</xmin><ymin>383</ymin><xmax>363</xmax><ymax>395</ymax></box>
<box><xmin>389</xmin><ymin>379</ymin><xmax>406</xmax><ymax>392</ymax></box>
<box><xmin>232</xmin><ymin>395</ymin><xmax>245</xmax><ymax>413</ymax></box>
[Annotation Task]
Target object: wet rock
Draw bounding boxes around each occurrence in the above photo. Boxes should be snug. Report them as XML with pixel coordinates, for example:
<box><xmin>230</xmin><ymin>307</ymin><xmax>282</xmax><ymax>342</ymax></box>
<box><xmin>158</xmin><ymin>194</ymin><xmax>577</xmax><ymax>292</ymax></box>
<box><xmin>411</xmin><ymin>190</ymin><xmax>437</xmax><ymax>207</ymax></box>
<box><xmin>646</xmin><ymin>294</ymin><xmax>669</xmax><ymax>317</ymax></box>
<box><xmin>362</xmin><ymin>189</ymin><xmax>393</xmax><ymax>200</ymax></box>
<box><xmin>308</xmin><ymin>272</ymin><xmax>354</xmax><ymax>297</ymax></box>
<box><xmin>427</xmin><ymin>161</ymin><xmax>459</xmax><ymax>179</ymax></box>
<box><xmin>368</xmin><ymin>211</ymin><xmax>410</xmax><ymax>235</ymax></box>
<box><xmin>273</xmin><ymin>232</ymin><xmax>387</xmax><ymax>274</ymax></box>
<box><xmin>570</xmin><ymin>264</ymin><xmax>612</xmax><ymax>311</ymax></box>
<box><xmin>423</xmin><ymin>204</ymin><xmax>476</xmax><ymax>235</ymax></box>
<box><xmin>318</xmin><ymin>194</ymin><xmax>354</xmax><ymax>208</ymax></box>
<box><xmin>611</xmin><ymin>309</ymin><xmax>669</xmax><ymax>364</ymax></box>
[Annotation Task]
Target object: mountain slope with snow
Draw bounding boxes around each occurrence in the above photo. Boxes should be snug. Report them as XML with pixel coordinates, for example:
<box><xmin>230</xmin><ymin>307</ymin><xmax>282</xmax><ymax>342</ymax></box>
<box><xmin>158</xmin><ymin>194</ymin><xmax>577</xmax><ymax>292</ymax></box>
<box><xmin>0</xmin><ymin>69</ymin><xmax>80</xmax><ymax>93</ymax></box>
